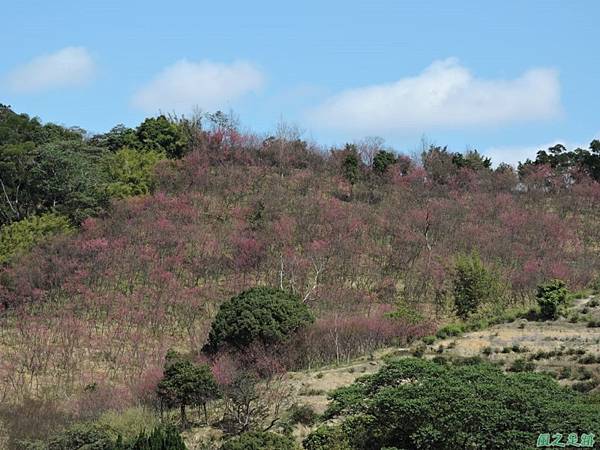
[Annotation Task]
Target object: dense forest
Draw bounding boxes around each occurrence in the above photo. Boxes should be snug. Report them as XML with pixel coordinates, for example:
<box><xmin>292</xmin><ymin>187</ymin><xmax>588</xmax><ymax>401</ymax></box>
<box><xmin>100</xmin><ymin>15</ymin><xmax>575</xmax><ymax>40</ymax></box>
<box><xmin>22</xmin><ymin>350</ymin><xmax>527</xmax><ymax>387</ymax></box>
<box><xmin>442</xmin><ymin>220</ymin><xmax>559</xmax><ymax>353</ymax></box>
<box><xmin>1</xmin><ymin>105</ymin><xmax>600</xmax><ymax>449</ymax></box>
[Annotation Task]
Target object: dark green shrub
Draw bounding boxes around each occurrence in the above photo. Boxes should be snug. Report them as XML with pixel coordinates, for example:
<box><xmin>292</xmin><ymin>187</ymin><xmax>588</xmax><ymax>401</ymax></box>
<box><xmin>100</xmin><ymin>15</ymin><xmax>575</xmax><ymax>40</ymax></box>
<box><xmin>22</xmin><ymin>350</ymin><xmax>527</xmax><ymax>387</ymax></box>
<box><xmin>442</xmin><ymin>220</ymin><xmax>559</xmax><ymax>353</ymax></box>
<box><xmin>372</xmin><ymin>150</ymin><xmax>397</xmax><ymax>175</ymax></box>
<box><xmin>511</xmin><ymin>344</ymin><xmax>528</xmax><ymax>353</ymax></box>
<box><xmin>203</xmin><ymin>287</ymin><xmax>314</xmax><ymax>353</ymax></box>
<box><xmin>578</xmin><ymin>354</ymin><xmax>600</xmax><ymax>364</ymax></box>
<box><xmin>126</xmin><ymin>425</ymin><xmax>187</xmax><ymax>450</ymax></box>
<box><xmin>457</xmin><ymin>356</ymin><xmax>485</xmax><ymax>365</ymax></box>
<box><xmin>22</xmin><ymin>423</ymin><xmax>116</xmax><ymax>450</ymax></box>
<box><xmin>508</xmin><ymin>358</ymin><xmax>535</xmax><ymax>372</ymax></box>
<box><xmin>536</xmin><ymin>279</ymin><xmax>568</xmax><ymax>320</ymax></box>
<box><xmin>435</xmin><ymin>323</ymin><xmax>464</xmax><ymax>339</ymax></box>
<box><xmin>220</xmin><ymin>431</ymin><xmax>299</xmax><ymax>450</ymax></box>
<box><xmin>411</xmin><ymin>343</ymin><xmax>426</xmax><ymax>357</ymax></box>
<box><xmin>431</xmin><ymin>355</ymin><xmax>448</xmax><ymax>365</ymax></box>
<box><xmin>287</xmin><ymin>403</ymin><xmax>318</xmax><ymax>426</ymax></box>
<box><xmin>302</xmin><ymin>426</ymin><xmax>351</xmax><ymax>450</ymax></box>
<box><xmin>310</xmin><ymin>358</ymin><xmax>600</xmax><ymax>450</ymax></box>
<box><xmin>421</xmin><ymin>335</ymin><xmax>436</xmax><ymax>345</ymax></box>
<box><xmin>571</xmin><ymin>380</ymin><xmax>598</xmax><ymax>393</ymax></box>
<box><xmin>558</xmin><ymin>366</ymin><xmax>573</xmax><ymax>379</ymax></box>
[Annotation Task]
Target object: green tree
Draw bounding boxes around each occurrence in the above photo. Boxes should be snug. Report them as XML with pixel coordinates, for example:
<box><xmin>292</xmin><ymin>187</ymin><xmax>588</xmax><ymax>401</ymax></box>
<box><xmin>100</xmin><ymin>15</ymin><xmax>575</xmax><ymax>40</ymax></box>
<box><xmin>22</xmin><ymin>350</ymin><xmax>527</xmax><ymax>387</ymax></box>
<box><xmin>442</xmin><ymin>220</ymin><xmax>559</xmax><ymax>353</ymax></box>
<box><xmin>0</xmin><ymin>213</ymin><xmax>72</xmax><ymax>264</ymax></box>
<box><xmin>0</xmin><ymin>140</ymin><xmax>109</xmax><ymax>225</ymax></box>
<box><xmin>452</xmin><ymin>149</ymin><xmax>492</xmax><ymax>171</ymax></box>
<box><xmin>372</xmin><ymin>150</ymin><xmax>397</xmax><ymax>175</ymax></box>
<box><xmin>203</xmin><ymin>287</ymin><xmax>314</xmax><ymax>353</ymax></box>
<box><xmin>102</xmin><ymin>147</ymin><xmax>165</xmax><ymax>198</ymax></box>
<box><xmin>452</xmin><ymin>252</ymin><xmax>500</xmax><ymax>319</ymax></box>
<box><xmin>0</xmin><ymin>104</ymin><xmax>83</xmax><ymax>146</ymax></box>
<box><xmin>342</xmin><ymin>145</ymin><xmax>360</xmax><ymax>185</ymax></box>
<box><xmin>29</xmin><ymin>141</ymin><xmax>110</xmax><ymax>223</ymax></box>
<box><xmin>157</xmin><ymin>351</ymin><xmax>220</xmax><ymax>426</ymax></box>
<box><xmin>89</xmin><ymin>124</ymin><xmax>140</xmax><ymax>152</ymax></box>
<box><xmin>0</xmin><ymin>106</ymin><xmax>94</xmax><ymax>224</ymax></box>
<box><xmin>0</xmin><ymin>142</ymin><xmax>41</xmax><ymax>223</ymax></box>
<box><xmin>536</xmin><ymin>279</ymin><xmax>568</xmax><ymax>320</ymax></box>
<box><xmin>309</xmin><ymin>358</ymin><xmax>600</xmax><ymax>450</ymax></box>
<box><xmin>522</xmin><ymin>140</ymin><xmax>600</xmax><ymax>182</ymax></box>
<box><xmin>136</xmin><ymin>115</ymin><xmax>189</xmax><ymax>159</ymax></box>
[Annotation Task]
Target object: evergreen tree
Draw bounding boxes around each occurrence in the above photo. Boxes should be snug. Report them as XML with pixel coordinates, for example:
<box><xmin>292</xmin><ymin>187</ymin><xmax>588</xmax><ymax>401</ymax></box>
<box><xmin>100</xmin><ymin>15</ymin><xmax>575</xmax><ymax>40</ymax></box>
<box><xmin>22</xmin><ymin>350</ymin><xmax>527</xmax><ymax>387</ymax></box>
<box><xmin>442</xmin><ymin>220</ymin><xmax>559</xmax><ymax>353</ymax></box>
<box><xmin>157</xmin><ymin>351</ymin><xmax>220</xmax><ymax>426</ymax></box>
<box><xmin>203</xmin><ymin>287</ymin><xmax>314</xmax><ymax>353</ymax></box>
<box><xmin>372</xmin><ymin>150</ymin><xmax>397</xmax><ymax>175</ymax></box>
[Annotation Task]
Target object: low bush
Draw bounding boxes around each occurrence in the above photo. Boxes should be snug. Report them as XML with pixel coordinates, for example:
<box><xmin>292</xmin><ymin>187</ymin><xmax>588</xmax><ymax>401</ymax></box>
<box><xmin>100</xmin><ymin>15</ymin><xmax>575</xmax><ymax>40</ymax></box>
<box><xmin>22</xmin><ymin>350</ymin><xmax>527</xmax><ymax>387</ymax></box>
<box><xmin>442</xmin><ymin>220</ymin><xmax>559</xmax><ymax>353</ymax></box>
<box><xmin>287</xmin><ymin>404</ymin><xmax>318</xmax><ymax>426</ymax></box>
<box><xmin>558</xmin><ymin>366</ymin><xmax>573</xmax><ymax>379</ymax></box>
<box><xmin>95</xmin><ymin>407</ymin><xmax>158</xmax><ymax>442</ymax></box>
<box><xmin>571</xmin><ymin>380</ymin><xmax>598</xmax><ymax>393</ymax></box>
<box><xmin>412</xmin><ymin>343</ymin><xmax>426</xmax><ymax>357</ymax></box>
<box><xmin>435</xmin><ymin>323</ymin><xmax>465</xmax><ymax>339</ymax></box>
<box><xmin>578</xmin><ymin>354</ymin><xmax>600</xmax><ymax>364</ymax></box>
<box><xmin>422</xmin><ymin>335</ymin><xmax>436</xmax><ymax>345</ymax></box>
<box><xmin>220</xmin><ymin>431</ymin><xmax>299</xmax><ymax>450</ymax></box>
<box><xmin>303</xmin><ymin>426</ymin><xmax>351</xmax><ymax>450</ymax></box>
<box><xmin>508</xmin><ymin>358</ymin><xmax>536</xmax><ymax>372</ymax></box>
<box><xmin>21</xmin><ymin>422</ymin><xmax>116</xmax><ymax>450</ymax></box>
<box><xmin>126</xmin><ymin>425</ymin><xmax>187</xmax><ymax>450</ymax></box>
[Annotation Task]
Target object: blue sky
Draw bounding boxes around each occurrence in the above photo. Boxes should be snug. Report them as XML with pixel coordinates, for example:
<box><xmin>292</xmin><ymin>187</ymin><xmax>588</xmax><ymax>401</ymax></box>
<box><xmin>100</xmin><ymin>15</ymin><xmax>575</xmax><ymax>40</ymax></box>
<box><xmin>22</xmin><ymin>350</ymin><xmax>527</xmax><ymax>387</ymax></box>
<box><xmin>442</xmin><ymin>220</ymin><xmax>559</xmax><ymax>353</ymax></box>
<box><xmin>1</xmin><ymin>0</ymin><xmax>598</xmax><ymax>165</ymax></box>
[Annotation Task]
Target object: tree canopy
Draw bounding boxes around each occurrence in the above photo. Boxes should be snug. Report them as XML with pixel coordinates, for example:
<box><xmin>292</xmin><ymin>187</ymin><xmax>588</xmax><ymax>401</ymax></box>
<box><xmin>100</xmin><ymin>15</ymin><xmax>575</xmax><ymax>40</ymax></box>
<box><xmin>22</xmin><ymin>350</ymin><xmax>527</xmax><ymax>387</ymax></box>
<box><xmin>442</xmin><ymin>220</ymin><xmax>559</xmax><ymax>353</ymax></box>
<box><xmin>536</xmin><ymin>279</ymin><xmax>569</xmax><ymax>320</ymax></box>
<box><xmin>306</xmin><ymin>358</ymin><xmax>600</xmax><ymax>450</ymax></box>
<box><xmin>156</xmin><ymin>351</ymin><xmax>220</xmax><ymax>425</ymax></box>
<box><xmin>203</xmin><ymin>287</ymin><xmax>314</xmax><ymax>353</ymax></box>
<box><xmin>519</xmin><ymin>140</ymin><xmax>600</xmax><ymax>181</ymax></box>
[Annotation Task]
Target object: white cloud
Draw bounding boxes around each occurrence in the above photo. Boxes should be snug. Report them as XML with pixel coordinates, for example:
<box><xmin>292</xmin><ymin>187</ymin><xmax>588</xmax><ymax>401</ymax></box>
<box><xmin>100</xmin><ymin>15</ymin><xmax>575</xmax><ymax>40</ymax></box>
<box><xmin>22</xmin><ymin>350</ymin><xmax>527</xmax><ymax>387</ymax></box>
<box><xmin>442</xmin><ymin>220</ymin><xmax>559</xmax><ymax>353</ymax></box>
<box><xmin>131</xmin><ymin>60</ymin><xmax>264</xmax><ymax>113</ymax></box>
<box><xmin>309</xmin><ymin>58</ymin><xmax>561</xmax><ymax>135</ymax></box>
<box><xmin>5</xmin><ymin>47</ymin><xmax>95</xmax><ymax>93</ymax></box>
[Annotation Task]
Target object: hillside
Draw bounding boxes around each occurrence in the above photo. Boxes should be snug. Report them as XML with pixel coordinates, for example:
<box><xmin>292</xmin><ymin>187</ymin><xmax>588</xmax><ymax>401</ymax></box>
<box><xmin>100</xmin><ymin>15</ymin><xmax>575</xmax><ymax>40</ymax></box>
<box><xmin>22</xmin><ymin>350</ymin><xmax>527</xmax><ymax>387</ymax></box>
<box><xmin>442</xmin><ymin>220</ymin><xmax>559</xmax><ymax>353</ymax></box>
<box><xmin>2</xmin><ymin>107</ymin><xmax>600</xmax><ymax>449</ymax></box>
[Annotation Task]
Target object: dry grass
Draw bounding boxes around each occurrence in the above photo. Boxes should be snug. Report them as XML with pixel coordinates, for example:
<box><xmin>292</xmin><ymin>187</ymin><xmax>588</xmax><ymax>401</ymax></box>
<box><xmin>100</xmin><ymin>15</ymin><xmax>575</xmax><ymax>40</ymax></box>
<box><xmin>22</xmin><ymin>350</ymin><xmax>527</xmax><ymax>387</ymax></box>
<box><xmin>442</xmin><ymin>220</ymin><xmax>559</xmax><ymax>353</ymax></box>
<box><xmin>424</xmin><ymin>296</ymin><xmax>600</xmax><ymax>385</ymax></box>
